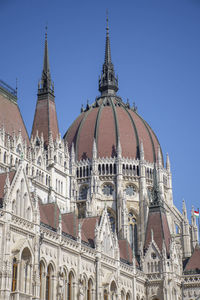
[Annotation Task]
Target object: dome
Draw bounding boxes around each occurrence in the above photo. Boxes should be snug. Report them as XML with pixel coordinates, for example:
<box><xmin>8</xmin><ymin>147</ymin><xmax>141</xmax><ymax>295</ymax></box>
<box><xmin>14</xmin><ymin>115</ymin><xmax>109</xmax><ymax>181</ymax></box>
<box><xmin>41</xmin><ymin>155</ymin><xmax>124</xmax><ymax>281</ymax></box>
<box><xmin>64</xmin><ymin>21</ymin><xmax>162</xmax><ymax>164</ymax></box>
<box><xmin>64</xmin><ymin>96</ymin><xmax>162</xmax><ymax>163</ymax></box>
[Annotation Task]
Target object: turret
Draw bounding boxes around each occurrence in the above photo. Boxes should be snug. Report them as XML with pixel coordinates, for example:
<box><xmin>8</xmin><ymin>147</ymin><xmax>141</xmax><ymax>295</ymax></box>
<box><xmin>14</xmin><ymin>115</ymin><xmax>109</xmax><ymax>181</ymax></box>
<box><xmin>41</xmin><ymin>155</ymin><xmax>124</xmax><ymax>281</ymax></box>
<box><xmin>182</xmin><ymin>199</ymin><xmax>191</xmax><ymax>258</ymax></box>
<box><xmin>191</xmin><ymin>206</ymin><xmax>198</xmax><ymax>250</ymax></box>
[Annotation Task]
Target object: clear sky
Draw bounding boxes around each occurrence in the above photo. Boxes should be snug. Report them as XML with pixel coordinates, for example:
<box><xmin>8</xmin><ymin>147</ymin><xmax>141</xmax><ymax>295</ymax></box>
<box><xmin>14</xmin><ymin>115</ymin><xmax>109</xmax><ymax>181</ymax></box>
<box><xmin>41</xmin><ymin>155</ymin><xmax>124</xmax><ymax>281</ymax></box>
<box><xmin>0</xmin><ymin>0</ymin><xmax>200</xmax><ymax>218</ymax></box>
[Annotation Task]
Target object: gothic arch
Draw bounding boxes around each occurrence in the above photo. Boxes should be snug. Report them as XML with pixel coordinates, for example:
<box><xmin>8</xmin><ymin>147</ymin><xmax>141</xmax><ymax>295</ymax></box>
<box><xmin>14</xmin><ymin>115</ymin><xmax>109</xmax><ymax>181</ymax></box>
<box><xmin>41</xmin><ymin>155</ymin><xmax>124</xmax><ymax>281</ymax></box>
<box><xmin>107</xmin><ymin>207</ymin><xmax>116</xmax><ymax>232</ymax></box>
<box><xmin>46</xmin><ymin>263</ymin><xmax>54</xmax><ymax>300</ymax></box>
<box><xmin>68</xmin><ymin>270</ymin><xmax>76</xmax><ymax>300</ymax></box>
<box><xmin>128</xmin><ymin>210</ymin><xmax>138</xmax><ymax>253</ymax></box>
<box><xmin>20</xmin><ymin>247</ymin><xmax>32</xmax><ymax>294</ymax></box>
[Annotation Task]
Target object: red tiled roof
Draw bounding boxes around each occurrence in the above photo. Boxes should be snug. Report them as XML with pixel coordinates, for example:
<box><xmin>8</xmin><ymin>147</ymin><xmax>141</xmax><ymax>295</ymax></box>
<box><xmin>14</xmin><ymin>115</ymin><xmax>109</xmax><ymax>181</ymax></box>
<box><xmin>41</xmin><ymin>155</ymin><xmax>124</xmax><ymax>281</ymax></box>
<box><xmin>118</xmin><ymin>239</ymin><xmax>133</xmax><ymax>264</ymax></box>
<box><xmin>0</xmin><ymin>171</ymin><xmax>16</xmax><ymax>200</ymax></box>
<box><xmin>62</xmin><ymin>213</ymin><xmax>77</xmax><ymax>237</ymax></box>
<box><xmin>39</xmin><ymin>207</ymin><xmax>99</xmax><ymax>247</ymax></box>
<box><xmin>144</xmin><ymin>208</ymin><xmax>171</xmax><ymax>254</ymax></box>
<box><xmin>0</xmin><ymin>93</ymin><xmax>29</xmax><ymax>143</ymax></box>
<box><xmin>39</xmin><ymin>202</ymin><xmax>60</xmax><ymax>229</ymax></box>
<box><xmin>81</xmin><ymin>216</ymin><xmax>100</xmax><ymax>247</ymax></box>
<box><xmin>64</xmin><ymin>97</ymin><xmax>162</xmax><ymax>163</ymax></box>
<box><xmin>184</xmin><ymin>245</ymin><xmax>200</xmax><ymax>272</ymax></box>
<box><xmin>31</xmin><ymin>97</ymin><xmax>59</xmax><ymax>145</ymax></box>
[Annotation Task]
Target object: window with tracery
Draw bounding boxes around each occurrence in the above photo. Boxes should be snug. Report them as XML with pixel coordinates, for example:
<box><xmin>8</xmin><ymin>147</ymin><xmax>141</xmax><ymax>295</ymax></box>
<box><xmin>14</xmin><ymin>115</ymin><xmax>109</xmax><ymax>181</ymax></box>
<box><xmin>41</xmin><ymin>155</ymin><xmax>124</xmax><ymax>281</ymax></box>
<box><xmin>46</xmin><ymin>264</ymin><xmax>53</xmax><ymax>300</ymax></box>
<box><xmin>79</xmin><ymin>185</ymin><xmax>88</xmax><ymax>200</ymax></box>
<box><xmin>68</xmin><ymin>272</ymin><xmax>74</xmax><ymax>300</ymax></box>
<box><xmin>102</xmin><ymin>184</ymin><xmax>114</xmax><ymax>196</ymax></box>
<box><xmin>104</xmin><ymin>289</ymin><xmax>108</xmax><ymax>300</ymax></box>
<box><xmin>128</xmin><ymin>212</ymin><xmax>138</xmax><ymax>253</ymax></box>
<box><xmin>125</xmin><ymin>184</ymin><xmax>136</xmax><ymax>196</ymax></box>
<box><xmin>87</xmin><ymin>279</ymin><xmax>92</xmax><ymax>300</ymax></box>
<box><xmin>107</xmin><ymin>210</ymin><xmax>116</xmax><ymax>232</ymax></box>
<box><xmin>11</xmin><ymin>258</ymin><xmax>18</xmax><ymax>291</ymax></box>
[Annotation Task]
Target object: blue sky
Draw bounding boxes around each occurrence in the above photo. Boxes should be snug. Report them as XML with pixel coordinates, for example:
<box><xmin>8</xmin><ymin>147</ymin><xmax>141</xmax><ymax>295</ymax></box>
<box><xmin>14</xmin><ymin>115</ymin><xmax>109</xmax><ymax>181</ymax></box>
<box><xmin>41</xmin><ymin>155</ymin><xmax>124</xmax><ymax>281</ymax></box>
<box><xmin>0</xmin><ymin>0</ymin><xmax>200</xmax><ymax>218</ymax></box>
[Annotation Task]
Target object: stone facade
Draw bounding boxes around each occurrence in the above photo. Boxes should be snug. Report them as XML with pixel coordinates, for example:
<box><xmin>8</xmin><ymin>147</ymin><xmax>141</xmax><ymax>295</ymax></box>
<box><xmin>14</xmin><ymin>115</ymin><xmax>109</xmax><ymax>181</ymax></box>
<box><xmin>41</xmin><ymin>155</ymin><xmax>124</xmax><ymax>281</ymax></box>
<box><xmin>0</xmin><ymin>25</ymin><xmax>200</xmax><ymax>300</ymax></box>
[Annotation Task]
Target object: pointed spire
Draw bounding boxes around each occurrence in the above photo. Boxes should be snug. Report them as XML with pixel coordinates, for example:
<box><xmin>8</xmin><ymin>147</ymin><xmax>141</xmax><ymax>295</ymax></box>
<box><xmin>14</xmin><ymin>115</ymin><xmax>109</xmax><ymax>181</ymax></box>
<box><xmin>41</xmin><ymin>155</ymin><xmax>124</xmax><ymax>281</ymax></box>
<box><xmin>166</xmin><ymin>153</ymin><xmax>171</xmax><ymax>172</ymax></box>
<box><xmin>71</xmin><ymin>143</ymin><xmax>75</xmax><ymax>162</ymax></box>
<box><xmin>99</xmin><ymin>13</ymin><xmax>118</xmax><ymax>96</ymax></box>
<box><xmin>157</xmin><ymin>146</ymin><xmax>162</xmax><ymax>167</ymax></box>
<box><xmin>140</xmin><ymin>140</ymin><xmax>144</xmax><ymax>161</ymax></box>
<box><xmin>117</xmin><ymin>138</ymin><xmax>122</xmax><ymax>158</ymax></box>
<box><xmin>92</xmin><ymin>138</ymin><xmax>97</xmax><ymax>160</ymax></box>
<box><xmin>38</xmin><ymin>27</ymin><xmax>54</xmax><ymax>95</ymax></box>
<box><xmin>149</xmin><ymin>166</ymin><xmax>163</xmax><ymax>208</ymax></box>
<box><xmin>182</xmin><ymin>199</ymin><xmax>187</xmax><ymax>219</ymax></box>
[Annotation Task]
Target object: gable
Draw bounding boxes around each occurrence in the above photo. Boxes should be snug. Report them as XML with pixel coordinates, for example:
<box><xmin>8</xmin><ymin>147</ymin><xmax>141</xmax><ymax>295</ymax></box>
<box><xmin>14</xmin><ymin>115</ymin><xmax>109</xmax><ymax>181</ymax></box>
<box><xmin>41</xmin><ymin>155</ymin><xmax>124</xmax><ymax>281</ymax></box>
<box><xmin>9</xmin><ymin>164</ymin><xmax>34</xmax><ymax>221</ymax></box>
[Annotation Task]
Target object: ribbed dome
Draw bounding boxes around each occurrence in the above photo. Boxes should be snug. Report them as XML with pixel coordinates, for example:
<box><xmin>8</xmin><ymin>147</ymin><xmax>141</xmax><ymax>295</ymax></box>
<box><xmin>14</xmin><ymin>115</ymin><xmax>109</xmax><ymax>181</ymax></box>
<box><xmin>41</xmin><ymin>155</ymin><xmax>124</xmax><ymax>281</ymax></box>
<box><xmin>64</xmin><ymin>96</ymin><xmax>162</xmax><ymax>163</ymax></box>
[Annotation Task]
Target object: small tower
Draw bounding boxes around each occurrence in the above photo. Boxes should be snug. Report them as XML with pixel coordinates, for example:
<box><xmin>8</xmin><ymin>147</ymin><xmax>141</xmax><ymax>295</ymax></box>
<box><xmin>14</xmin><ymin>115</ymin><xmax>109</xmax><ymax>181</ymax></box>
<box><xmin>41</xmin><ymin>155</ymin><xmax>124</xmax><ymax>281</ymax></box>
<box><xmin>182</xmin><ymin>199</ymin><xmax>191</xmax><ymax>258</ymax></box>
<box><xmin>31</xmin><ymin>28</ymin><xmax>59</xmax><ymax>146</ymax></box>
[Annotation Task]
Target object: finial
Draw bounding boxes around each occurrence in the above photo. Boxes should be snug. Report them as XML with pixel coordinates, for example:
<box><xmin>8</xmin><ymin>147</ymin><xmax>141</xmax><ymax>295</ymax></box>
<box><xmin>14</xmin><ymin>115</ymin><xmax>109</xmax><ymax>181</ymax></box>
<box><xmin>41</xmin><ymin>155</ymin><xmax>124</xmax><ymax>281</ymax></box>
<box><xmin>16</xmin><ymin>78</ymin><xmax>18</xmax><ymax>95</ymax></box>
<box><xmin>99</xmin><ymin>13</ymin><xmax>118</xmax><ymax>95</ymax></box>
<box><xmin>38</xmin><ymin>25</ymin><xmax>53</xmax><ymax>95</ymax></box>
<box><xmin>45</xmin><ymin>25</ymin><xmax>48</xmax><ymax>40</ymax></box>
<box><xmin>106</xmin><ymin>9</ymin><xmax>109</xmax><ymax>35</ymax></box>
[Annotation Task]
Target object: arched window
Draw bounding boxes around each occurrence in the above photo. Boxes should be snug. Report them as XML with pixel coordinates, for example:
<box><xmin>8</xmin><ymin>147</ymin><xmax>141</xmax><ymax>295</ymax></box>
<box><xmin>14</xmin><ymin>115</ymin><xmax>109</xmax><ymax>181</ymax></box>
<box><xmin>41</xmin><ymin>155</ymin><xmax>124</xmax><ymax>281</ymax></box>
<box><xmin>104</xmin><ymin>289</ymin><xmax>108</xmax><ymax>300</ymax></box>
<box><xmin>110</xmin><ymin>281</ymin><xmax>117</xmax><ymax>300</ymax></box>
<box><xmin>11</xmin><ymin>258</ymin><xmax>18</xmax><ymax>291</ymax></box>
<box><xmin>12</xmin><ymin>200</ymin><xmax>16</xmax><ymax>214</ymax></box>
<box><xmin>16</xmin><ymin>144</ymin><xmax>22</xmax><ymax>155</ymax></box>
<box><xmin>126</xmin><ymin>293</ymin><xmax>131</xmax><ymax>300</ymax></box>
<box><xmin>87</xmin><ymin>279</ymin><xmax>93</xmax><ymax>300</ymax></box>
<box><xmin>68</xmin><ymin>271</ymin><xmax>74</xmax><ymax>300</ymax></box>
<box><xmin>63</xmin><ymin>269</ymin><xmax>68</xmax><ymax>300</ymax></box>
<box><xmin>79</xmin><ymin>185</ymin><xmax>88</xmax><ymax>200</ymax></box>
<box><xmin>40</xmin><ymin>261</ymin><xmax>45</xmax><ymax>299</ymax></box>
<box><xmin>46</xmin><ymin>264</ymin><xmax>53</xmax><ymax>300</ymax></box>
<box><xmin>107</xmin><ymin>209</ymin><xmax>116</xmax><ymax>232</ymax></box>
<box><xmin>121</xmin><ymin>291</ymin><xmax>125</xmax><ymax>300</ymax></box>
<box><xmin>128</xmin><ymin>211</ymin><xmax>138</xmax><ymax>254</ymax></box>
<box><xmin>4</xmin><ymin>152</ymin><xmax>6</xmax><ymax>163</ymax></box>
<box><xmin>37</xmin><ymin>156</ymin><xmax>42</xmax><ymax>166</ymax></box>
<box><xmin>21</xmin><ymin>248</ymin><xmax>32</xmax><ymax>294</ymax></box>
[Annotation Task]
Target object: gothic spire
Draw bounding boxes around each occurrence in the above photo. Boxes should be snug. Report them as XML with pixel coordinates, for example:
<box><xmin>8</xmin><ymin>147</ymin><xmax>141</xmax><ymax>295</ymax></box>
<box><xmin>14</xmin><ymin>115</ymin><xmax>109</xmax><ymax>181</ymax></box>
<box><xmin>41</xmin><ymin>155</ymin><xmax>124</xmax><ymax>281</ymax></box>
<box><xmin>38</xmin><ymin>27</ymin><xmax>54</xmax><ymax>95</ymax></box>
<box><xmin>149</xmin><ymin>166</ymin><xmax>163</xmax><ymax>208</ymax></box>
<box><xmin>99</xmin><ymin>14</ymin><xmax>118</xmax><ymax>96</ymax></box>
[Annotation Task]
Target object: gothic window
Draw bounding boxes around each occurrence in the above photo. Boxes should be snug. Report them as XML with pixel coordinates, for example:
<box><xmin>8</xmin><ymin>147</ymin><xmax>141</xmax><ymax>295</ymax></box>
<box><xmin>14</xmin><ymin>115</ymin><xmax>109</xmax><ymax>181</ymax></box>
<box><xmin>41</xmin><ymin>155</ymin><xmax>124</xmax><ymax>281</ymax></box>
<box><xmin>37</xmin><ymin>156</ymin><xmax>42</xmax><ymax>166</ymax></box>
<box><xmin>126</xmin><ymin>293</ymin><xmax>131</xmax><ymax>300</ymax></box>
<box><xmin>107</xmin><ymin>210</ymin><xmax>116</xmax><ymax>232</ymax></box>
<box><xmin>11</xmin><ymin>258</ymin><xmax>18</xmax><ymax>291</ymax></box>
<box><xmin>26</xmin><ymin>164</ymin><xmax>28</xmax><ymax>175</ymax></box>
<box><xmin>16</xmin><ymin>144</ymin><xmax>22</xmax><ymax>154</ymax></box>
<box><xmin>102</xmin><ymin>184</ymin><xmax>114</xmax><ymax>196</ymax></box>
<box><xmin>121</xmin><ymin>291</ymin><xmax>125</xmax><ymax>300</ymax></box>
<box><xmin>175</xmin><ymin>223</ymin><xmax>180</xmax><ymax>234</ymax></box>
<box><xmin>46</xmin><ymin>264</ymin><xmax>53</xmax><ymax>300</ymax></box>
<box><xmin>104</xmin><ymin>289</ymin><xmax>108</xmax><ymax>300</ymax></box>
<box><xmin>79</xmin><ymin>185</ymin><xmax>88</xmax><ymax>200</ymax></box>
<box><xmin>4</xmin><ymin>151</ymin><xmax>6</xmax><ymax>163</ymax></box>
<box><xmin>128</xmin><ymin>212</ymin><xmax>138</xmax><ymax>253</ymax></box>
<box><xmin>87</xmin><ymin>279</ymin><xmax>92</xmax><ymax>300</ymax></box>
<box><xmin>68</xmin><ymin>271</ymin><xmax>74</xmax><ymax>300</ymax></box>
<box><xmin>63</xmin><ymin>269</ymin><xmax>67</xmax><ymax>300</ymax></box>
<box><xmin>40</xmin><ymin>261</ymin><xmax>45</xmax><ymax>299</ymax></box>
<box><xmin>110</xmin><ymin>281</ymin><xmax>117</xmax><ymax>300</ymax></box>
<box><xmin>21</xmin><ymin>248</ymin><xmax>32</xmax><ymax>294</ymax></box>
<box><xmin>125</xmin><ymin>184</ymin><xmax>136</xmax><ymax>196</ymax></box>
